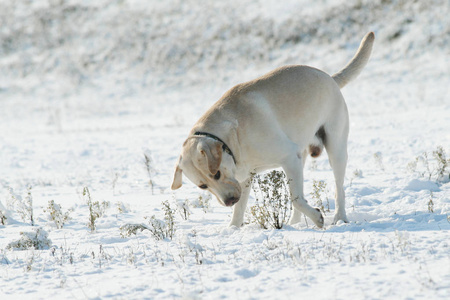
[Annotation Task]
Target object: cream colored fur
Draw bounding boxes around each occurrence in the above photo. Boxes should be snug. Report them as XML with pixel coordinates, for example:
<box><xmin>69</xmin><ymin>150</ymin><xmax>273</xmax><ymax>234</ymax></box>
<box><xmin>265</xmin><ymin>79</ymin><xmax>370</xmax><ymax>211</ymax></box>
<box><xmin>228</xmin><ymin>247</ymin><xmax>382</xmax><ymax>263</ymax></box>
<box><xmin>172</xmin><ymin>32</ymin><xmax>375</xmax><ymax>228</ymax></box>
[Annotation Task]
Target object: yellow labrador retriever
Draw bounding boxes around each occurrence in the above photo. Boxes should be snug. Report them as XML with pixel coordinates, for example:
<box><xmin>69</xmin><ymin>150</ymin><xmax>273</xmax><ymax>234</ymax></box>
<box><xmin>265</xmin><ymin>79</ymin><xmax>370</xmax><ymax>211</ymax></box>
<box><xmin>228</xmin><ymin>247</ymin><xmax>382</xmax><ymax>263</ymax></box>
<box><xmin>171</xmin><ymin>32</ymin><xmax>374</xmax><ymax>228</ymax></box>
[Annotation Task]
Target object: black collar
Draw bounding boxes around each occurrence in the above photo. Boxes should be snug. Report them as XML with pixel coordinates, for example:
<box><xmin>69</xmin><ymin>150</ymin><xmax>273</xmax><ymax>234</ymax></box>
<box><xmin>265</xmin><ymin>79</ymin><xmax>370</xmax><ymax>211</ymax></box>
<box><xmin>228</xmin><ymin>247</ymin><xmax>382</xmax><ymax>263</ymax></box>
<box><xmin>194</xmin><ymin>131</ymin><xmax>236</xmax><ymax>164</ymax></box>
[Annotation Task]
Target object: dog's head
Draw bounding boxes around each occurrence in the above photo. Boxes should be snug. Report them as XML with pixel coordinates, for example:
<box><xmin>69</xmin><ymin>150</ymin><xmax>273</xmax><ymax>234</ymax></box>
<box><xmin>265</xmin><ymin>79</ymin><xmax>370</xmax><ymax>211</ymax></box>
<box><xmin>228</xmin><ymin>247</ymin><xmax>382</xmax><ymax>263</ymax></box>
<box><xmin>171</xmin><ymin>136</ymin><xmax>241</xmax><ymax>206</ymax></box>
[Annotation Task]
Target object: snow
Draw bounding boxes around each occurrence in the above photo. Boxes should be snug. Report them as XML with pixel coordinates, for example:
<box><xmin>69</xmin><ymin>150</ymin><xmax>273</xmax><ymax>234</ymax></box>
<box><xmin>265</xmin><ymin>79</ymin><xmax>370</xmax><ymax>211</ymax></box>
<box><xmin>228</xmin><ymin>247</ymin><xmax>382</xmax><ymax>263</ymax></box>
<box><xmin>1</xmin><ymin>0</ymin><xmax>450</xmax><ymax>299</ymax></box>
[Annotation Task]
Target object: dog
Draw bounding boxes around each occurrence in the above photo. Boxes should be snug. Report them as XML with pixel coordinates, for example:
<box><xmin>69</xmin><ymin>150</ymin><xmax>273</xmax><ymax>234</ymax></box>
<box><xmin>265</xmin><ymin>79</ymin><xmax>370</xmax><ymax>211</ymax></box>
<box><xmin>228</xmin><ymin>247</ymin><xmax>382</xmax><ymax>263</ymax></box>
<box><xmin>171</xmin><ymin>32</ymin><xmax>374</xmax><ymax>228</ymax></box>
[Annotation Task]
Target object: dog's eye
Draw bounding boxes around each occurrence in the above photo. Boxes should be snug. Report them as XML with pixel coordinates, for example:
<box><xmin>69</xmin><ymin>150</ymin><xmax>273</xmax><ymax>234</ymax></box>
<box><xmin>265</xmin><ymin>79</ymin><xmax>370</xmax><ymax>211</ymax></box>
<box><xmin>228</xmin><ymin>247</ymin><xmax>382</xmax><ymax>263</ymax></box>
<box><xmin>214</xmin><ymin>171</ymin><xmax>221</xmax><ymax>180</ymax></box>
<box><xmin>199</xmin><ymin>184</ymin><xmax>208</xmax><ymax>190</ymax></box>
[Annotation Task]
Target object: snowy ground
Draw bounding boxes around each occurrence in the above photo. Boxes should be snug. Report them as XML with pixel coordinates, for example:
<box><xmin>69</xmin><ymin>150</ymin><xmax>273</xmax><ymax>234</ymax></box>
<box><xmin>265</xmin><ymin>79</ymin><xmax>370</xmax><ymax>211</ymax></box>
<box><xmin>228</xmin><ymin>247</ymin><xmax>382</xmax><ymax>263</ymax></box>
<box><xmin>1</xmin><ymin>0</ymin><xmax>450</xmax><ymax>299</ymax></box>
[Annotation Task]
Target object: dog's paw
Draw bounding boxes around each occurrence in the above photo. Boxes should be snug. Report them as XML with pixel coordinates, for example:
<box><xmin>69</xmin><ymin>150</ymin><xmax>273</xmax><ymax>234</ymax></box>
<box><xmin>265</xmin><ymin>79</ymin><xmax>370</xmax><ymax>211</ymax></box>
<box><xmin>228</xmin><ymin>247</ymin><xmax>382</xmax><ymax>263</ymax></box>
<box><xmin>288</xmin><ymin>209</ymin><xmax>302</xmax><ymax>225</ymax></box>
<box><xmin>313</xmin><ymin>208</ymin><xmax>324</xmax><ymax>228</ymax></box>
<box><xmin>228</xmin><ymin>221</ymin><xmax>244</xmax><ymax>228</ymax></box>
<box><xmin>332</xmin><ymin>213</ymin><xmax>349</xmax><ymax>225</ymax></box>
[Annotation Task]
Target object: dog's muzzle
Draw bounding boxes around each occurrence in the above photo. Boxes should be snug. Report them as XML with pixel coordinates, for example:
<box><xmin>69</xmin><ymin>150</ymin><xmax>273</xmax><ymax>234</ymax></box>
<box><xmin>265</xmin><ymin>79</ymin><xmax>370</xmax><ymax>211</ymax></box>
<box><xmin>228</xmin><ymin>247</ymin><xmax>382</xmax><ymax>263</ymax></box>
<box><xmin>224</xmin><ymin>196</ymin><xmax>239</xmax><ymax>207</ymax></box>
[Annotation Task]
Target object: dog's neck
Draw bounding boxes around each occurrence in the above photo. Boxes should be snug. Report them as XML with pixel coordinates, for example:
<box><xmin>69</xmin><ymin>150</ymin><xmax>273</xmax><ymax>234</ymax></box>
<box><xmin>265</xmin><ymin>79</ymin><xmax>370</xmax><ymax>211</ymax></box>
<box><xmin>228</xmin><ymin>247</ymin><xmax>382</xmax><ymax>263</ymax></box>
<box><xmin>193</xmin><ymin>131</ymin><xmax>237</xmax><ymax>165</ymax></box>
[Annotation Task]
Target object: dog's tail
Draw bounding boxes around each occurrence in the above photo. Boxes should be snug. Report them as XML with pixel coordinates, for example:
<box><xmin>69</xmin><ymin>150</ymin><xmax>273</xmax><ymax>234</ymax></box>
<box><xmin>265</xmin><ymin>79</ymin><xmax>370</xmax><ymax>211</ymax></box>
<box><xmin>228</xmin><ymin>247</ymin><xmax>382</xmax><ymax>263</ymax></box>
<box><xmin>332</xmin><ymin>32</ymin><xmax>375</xmax><ymax>89</ymax></box>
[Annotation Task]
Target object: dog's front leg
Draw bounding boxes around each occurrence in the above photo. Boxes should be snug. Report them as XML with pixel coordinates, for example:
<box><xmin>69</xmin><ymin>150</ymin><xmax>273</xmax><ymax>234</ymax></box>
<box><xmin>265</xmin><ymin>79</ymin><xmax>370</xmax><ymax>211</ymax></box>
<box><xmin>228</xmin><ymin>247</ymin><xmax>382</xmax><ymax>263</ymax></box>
<box><xmin>289</xmin><ymin>206</ymin><xmax>303</xmax><ymax>225</ymax></box>
<box><xmin>283</xmin><ymin>155</ymin><xmax>324</xmax><ymax>228</ymax></box>
<box><xmin>229</xmin><ymin>178</ymin><xmax>251</xmax><ymax>227</ymax></box>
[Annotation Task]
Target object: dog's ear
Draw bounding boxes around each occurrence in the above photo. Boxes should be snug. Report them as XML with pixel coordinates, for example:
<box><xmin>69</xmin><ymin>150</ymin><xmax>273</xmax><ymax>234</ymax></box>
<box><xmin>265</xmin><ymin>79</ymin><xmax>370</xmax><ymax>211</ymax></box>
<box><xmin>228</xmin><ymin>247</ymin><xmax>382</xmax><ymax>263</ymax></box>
<box><xmin>171</xmin><ymin>157</ymin><xmax>183</xmax><ymax>190</ymax></box>
<box><xmin>198</xmin><ymin>139</ymin><xmax>222</xmax><ymax>175</ymax></box>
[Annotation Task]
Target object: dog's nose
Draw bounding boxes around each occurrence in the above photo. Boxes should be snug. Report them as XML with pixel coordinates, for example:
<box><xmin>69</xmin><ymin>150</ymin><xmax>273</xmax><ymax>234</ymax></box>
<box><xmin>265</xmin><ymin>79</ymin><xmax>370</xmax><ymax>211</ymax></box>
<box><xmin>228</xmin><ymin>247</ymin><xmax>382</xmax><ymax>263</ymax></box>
<box><xmin>225</xmin><ymin>197</ymin><xmax>239</xmax><ymax>207</ymax></box>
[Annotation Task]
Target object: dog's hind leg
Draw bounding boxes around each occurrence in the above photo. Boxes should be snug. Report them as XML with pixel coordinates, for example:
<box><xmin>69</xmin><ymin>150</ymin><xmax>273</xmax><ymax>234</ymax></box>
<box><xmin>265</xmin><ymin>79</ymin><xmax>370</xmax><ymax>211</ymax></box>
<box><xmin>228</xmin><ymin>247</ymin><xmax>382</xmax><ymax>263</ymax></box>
<box><xmin>289</xmin><ymin>207</ymin><xmax>303</xmax><ymax>225</ymax></box>
<box><xmin>283</xmin><ymin>152</ymin><xmax>324</xmax><ymax>228</ymax></box>
<box><xmin>229</xmin><ymin>178</ymin><xmax>251</xmax><ymax>227</ymax></box>
<box><xmin>324</xmin><ymin>126</ymin><xmax>349</xmax><ymax>224</ymax></box>
<box><xmin>288</xmin><ymin>149</ymin><xmax>308</xmax><ymax>225</ymax></box>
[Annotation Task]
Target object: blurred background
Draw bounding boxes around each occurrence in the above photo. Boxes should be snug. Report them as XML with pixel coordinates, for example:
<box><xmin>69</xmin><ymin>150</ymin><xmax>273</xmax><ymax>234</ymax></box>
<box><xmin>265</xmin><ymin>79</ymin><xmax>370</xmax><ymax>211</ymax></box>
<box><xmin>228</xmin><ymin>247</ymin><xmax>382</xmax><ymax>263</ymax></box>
<box><xmin>1</xmin><ymin>0</ymin><xmax>448</xmax><ymax>105</ymax></box>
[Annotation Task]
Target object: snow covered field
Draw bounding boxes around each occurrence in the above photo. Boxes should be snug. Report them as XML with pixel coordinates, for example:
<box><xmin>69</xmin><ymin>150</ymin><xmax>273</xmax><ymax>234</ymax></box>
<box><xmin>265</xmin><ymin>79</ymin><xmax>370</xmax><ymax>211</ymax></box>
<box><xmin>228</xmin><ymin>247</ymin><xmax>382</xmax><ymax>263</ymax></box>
<box><xmin>1</xmin><ymin>0</ymin><xmax>449</xmax><ymax>299</ymax></box>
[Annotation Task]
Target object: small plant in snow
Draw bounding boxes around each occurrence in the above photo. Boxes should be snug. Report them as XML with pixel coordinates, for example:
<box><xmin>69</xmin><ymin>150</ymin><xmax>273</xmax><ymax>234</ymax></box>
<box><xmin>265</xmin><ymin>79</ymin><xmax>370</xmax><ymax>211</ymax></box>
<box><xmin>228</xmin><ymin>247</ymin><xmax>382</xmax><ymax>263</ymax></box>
<box><xmin>143</xmin><ymin>200</ymin><xmax>176</xmax><ymax>240</ymax></box>
<box><xmin>353</xmin><ymin>169</ymin><xmax>363</xmax><ymax>178</ymax></box>
<box><xmin>44</xmin><ymin>200</ymin><xmax>72</xmax><ymax>229</ymax></box>
<box><xmin>350</xmin><ymin>169</ymin><xmax>363</xmax><ymax>186</ymax></box>
<box><xmin>311</xmin><ymin>180</ymin><xmax>329</xmax><ymax>214</ymax></box>
<box><xmin>408</xmin><ymin>146</ymin><xmax>450</xmax><ymax>182</ymax></box>
<box><xmin>6</xmin><ymin>227</ymin><xmax>52</xmax><ymax>250</ymax></box>
<box><xmin>394</xmin><ymin>230</ymin><xmax>411</xmax><ymax>254</ymax></box>
<box><xmin>162</xmin><ymin>200</ymin><xmax>176</xmax><ymax>238</ymax></box>
<box><xmin>0</xmin><ymin>210</ymin><xmax>7</xmax><ymax>225</ymax></box>
<box><xmin>427</xmin><ymin>191</ymin><xmax>434</xmax><ymax>213</ymax></box>
<box><xmin>143</xmin><ymin>150</ymin><xmax>157</xmax><ymax>194</ymax></box>
<box><xmin>120</xmin><ymin>201</ymin><xmax>177</xmax><ymax>239</ymax></box>
<box><xmin>407</xmin><ymin>152</ymin><xmax>429</xmax><ymax>178</ymax></box>
<box><xmin>249</xmin><ymin>170</ymin><xmax>292</xmax><ymax>229</ymax></box>
<box><xmin>115</xmin><ymin>201</ymin><xmax>130</xmax><ymax>214</ymax></box>
<box><xmin>119</xmin><ymin>223</ymin><xmax>150</xmax><ymax>238</ymax></box>
<box><xmin>145</xmin><ymin>216</ymin><xmax>168</xmax><ymax>240</ymax></box>
<box><xmin>112</xmin><ymin>172</ymin><xmax>119</xmax><ymax>195</ymax></box>
<box><xmin>83</xmin><ymin>187</ymin><xmax>109</xmax><ymax>232</ymax></box>
<box><xmin>25</xmin><ymin>187</ymin><xmax>35</xmax><ymax>226</ymax></box>
<box><xmin>432</xmin><ymin>146</ymin><xmax>450</xmax><ymax>181</ymax></box>
<box><xmin>373</xmin><ymin>152</ymin><xmax>385</xmax><ymax>171</ymax></box>
<box><xmin>177</xmin><ymin>199</ymin><xmax>192</xmax><ymax>220</ymax></box>
<box><xmin>145</xmin><ymin>216</ymin><xmax>175</xmax><ymax>241</ymax></box>
<box><xmin>192</xmin><ymin>193</ymin><xmax>211</xmax><ymax>213</ymax></box>
<box><xmin>9</xmin><ymin>186</ymin><xmax>35</xmax><ymax>226</ymax></box>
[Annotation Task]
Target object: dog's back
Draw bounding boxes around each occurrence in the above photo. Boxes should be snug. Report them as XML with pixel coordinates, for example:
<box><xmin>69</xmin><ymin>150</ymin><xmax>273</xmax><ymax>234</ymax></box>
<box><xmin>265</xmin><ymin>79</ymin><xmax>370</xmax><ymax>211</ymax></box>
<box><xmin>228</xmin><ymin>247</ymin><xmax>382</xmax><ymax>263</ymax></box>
<box><xmin>216</xmin><ymin>32</ymin><xmax>375</xmax><ymax>144</ymax></box>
